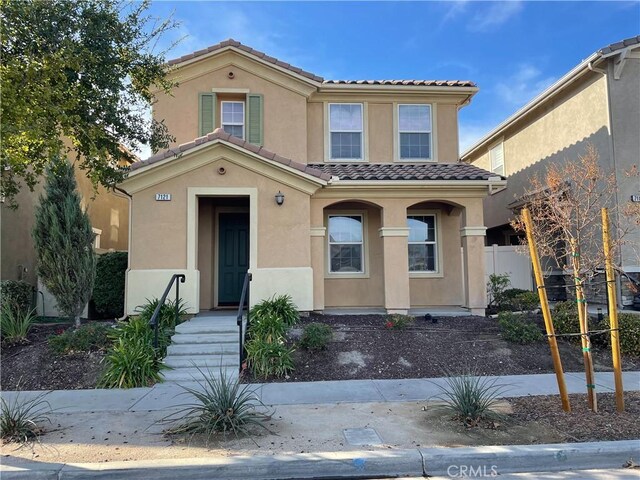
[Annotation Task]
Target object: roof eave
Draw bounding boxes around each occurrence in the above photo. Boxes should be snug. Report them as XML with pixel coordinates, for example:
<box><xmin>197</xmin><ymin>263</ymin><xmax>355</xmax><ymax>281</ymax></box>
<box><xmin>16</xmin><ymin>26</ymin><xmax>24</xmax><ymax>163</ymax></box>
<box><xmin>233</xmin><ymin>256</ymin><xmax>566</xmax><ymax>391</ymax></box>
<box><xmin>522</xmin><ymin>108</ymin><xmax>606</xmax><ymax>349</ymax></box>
<box><xmin>319</xmin><ymin>84</ymin><xmax>479</xmax><ymax>96</ymax></box>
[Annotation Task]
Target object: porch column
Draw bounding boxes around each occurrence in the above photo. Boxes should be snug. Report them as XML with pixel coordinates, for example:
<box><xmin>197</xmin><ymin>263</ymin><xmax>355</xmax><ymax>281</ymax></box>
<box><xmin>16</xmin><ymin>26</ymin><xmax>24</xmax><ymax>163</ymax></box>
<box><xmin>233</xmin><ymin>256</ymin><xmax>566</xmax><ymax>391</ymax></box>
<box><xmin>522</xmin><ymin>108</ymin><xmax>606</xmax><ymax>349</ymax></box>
<box><xmin>310</xmin><ymin>227</ymin><xmax>326</xmax><ymax>311</ymax></box>
<box><xmin>461</xmin><ymin>225</ymin><xmax>488</xmax><ymax>316</ymax></box>
<box><xmin>380</xmin><ymin>203</ymin><xmax>411</xmax><ymax>314</ymax></box>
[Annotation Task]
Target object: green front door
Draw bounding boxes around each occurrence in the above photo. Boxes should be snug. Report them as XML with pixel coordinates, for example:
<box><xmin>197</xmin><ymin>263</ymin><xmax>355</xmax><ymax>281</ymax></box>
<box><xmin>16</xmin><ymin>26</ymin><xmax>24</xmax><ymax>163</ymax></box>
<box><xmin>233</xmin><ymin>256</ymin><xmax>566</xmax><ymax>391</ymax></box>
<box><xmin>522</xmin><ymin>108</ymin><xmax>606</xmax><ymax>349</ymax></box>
<box><xmin>218</xmin><ymin>212</ymin><xmax>249</xmax><ymax>306</ymax></box>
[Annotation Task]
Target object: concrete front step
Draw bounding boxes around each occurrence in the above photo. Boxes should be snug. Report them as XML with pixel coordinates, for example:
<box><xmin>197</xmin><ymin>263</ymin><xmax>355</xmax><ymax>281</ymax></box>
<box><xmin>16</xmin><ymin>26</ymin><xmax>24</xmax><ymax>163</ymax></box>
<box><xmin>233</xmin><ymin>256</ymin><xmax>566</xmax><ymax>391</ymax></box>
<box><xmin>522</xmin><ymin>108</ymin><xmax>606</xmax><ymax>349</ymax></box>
<box><xmin>170</xmin><ymin>333</ymin><xmax>238</xmax><ymax>344</ymax></box>
<box><xmin>174</xmin><ymin>323</ymin><xmax>238</xmax><ymax>335</ymax></box>
<box><xmin>163</xmin><ymin>355</ymin><xmax>240</xmax><ymax>369</ymax></box>
<box><xmin>161</xmin><ymin>366</ymin><xmax>239</xmax><ymax>382</ymax></box>
<box><xmin>167</xmin><ymin>343</ymin><xmax>238</xmax><ymax>356</ymax></box>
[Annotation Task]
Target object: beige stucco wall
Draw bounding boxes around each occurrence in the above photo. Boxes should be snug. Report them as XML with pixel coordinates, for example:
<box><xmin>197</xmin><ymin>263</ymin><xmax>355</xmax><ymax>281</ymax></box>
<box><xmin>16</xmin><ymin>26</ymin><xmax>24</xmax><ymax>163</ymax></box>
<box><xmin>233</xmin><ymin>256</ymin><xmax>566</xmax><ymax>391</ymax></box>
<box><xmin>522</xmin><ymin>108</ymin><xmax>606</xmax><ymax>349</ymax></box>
<box><xmin>1</xmin><ymin>164</ymin><xmax>129</xmax><ymax>286</ymax></box>
<box><xmin>468</xmin><ymin>73</ymin><xmax>611</xmax><ymax>230</ymax></box>
<box><xmin>154</xmin><ymin>51</ymin><xmax>312</xmax><ymax>163</ymax></box>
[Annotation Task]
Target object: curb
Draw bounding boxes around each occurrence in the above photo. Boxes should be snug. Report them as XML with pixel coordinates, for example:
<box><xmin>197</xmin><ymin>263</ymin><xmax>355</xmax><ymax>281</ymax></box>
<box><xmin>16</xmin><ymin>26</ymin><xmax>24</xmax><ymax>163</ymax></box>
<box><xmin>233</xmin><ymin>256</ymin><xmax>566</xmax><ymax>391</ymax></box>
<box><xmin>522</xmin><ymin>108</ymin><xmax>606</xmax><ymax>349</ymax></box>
<box><xmin>1</xmin><ymin>440</ymin><xmax>638</xmax><ymax>479</ymax></box>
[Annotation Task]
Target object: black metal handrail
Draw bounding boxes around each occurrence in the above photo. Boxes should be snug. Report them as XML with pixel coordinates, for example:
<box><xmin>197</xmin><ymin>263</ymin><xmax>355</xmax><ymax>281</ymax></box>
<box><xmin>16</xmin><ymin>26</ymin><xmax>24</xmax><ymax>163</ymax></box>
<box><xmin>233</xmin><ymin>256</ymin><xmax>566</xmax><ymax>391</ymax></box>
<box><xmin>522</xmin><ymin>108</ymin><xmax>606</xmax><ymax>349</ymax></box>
<box><xmin>149</xmin><ymin>274</ymin><xmax>186</xmax><ymax>350</ymax></box>
<box><xmin>236</xmin><ymin>272</ymin><xmax>252</xmax><ymax>372</ymax></box>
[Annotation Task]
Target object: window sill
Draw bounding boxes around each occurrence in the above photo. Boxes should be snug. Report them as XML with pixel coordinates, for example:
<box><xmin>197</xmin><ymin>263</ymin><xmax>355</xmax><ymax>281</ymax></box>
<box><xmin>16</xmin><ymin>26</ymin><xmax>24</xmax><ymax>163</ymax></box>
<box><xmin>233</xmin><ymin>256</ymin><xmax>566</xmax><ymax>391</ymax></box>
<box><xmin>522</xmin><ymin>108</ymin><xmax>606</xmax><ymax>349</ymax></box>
<box><xmin>409</xmin><ymin>271</ymin><xmax>444</xmax><ymax>279</ymax></box>
<box><xmin>326</xmin><ymin>159</ymin><xmax>367</xmax><ymax>163</ymax></box>
<box><xmin>395</xmin><ymin>158</ymin><xmax>436</xmax><ymax>163</ymax></box>
<box><xmin>325</xmin><ymin>272</ymin><xmax>370</xmax><ymax>280</ymax></box>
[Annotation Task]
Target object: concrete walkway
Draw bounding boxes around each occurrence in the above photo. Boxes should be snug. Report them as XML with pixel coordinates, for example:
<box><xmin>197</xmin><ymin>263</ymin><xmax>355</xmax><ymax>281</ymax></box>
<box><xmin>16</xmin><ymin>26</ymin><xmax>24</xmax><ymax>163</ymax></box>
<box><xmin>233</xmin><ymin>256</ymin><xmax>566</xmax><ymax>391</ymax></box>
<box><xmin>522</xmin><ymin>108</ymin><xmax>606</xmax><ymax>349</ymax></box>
<box><xmin>1</xmin><ymin>371</ymin><xmax>639</xmax><ymax>413</ymax></box>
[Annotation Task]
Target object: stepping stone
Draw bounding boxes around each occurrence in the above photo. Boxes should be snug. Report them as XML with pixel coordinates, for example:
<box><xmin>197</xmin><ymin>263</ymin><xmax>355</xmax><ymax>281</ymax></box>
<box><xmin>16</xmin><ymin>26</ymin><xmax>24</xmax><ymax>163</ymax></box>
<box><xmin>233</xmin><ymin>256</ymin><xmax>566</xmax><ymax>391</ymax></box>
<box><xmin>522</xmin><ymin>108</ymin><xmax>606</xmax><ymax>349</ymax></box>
<box><xmin>343</xmin><ymin>427</ymin><xmax>383</xmax><ymax>446</ymax></box>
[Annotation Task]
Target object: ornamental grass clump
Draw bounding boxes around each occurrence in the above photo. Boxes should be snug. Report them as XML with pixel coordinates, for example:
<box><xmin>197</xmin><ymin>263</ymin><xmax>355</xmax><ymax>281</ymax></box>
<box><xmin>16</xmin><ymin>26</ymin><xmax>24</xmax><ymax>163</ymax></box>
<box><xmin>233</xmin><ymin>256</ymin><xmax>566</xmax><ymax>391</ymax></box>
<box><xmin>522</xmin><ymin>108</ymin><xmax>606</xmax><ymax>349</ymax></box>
<box><xmin>1</xmin><ymin>302</ymin><xmax>36</xmax><ymax>345</ymax></box>
<box><xmin>433</xmin><ymin>371</ymin><xmax>511</xmax><ymax>428</ymax></box>
<box><xmin>250</xmin><ymin>294</ymin><xmax>299</xmax><ymax>327</ymax></box>
<box><xmin>1</xmin><ymin>391</ymin><xmax>52</xmax><ymax>444</ymax></box>
<box><xmin>164</xmin><ymin>366</ymin><xmax>271</xmax><ymax>442</ymax></box>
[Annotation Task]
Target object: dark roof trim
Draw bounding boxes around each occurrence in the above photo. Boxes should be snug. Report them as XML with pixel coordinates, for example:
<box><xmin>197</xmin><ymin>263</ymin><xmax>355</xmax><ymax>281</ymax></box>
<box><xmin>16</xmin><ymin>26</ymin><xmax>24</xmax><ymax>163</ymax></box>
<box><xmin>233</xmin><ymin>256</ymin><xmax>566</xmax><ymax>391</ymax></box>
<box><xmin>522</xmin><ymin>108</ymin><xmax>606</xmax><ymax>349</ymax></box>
<box><xmin>130</xmin><ymin>129</ymin><xmax>332</xmax><ymax>182</ymax></box>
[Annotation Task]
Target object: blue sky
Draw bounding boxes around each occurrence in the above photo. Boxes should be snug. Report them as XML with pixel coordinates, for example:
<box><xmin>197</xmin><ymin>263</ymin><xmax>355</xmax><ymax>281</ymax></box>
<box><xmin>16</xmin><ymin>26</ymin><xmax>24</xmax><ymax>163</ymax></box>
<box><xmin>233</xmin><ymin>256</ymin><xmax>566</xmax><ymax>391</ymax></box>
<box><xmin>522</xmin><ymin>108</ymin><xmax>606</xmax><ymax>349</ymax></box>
<box><xmin>146</xmin><ymin>0</ymin><xmax>640</xmax><ymax>154</ymax></box>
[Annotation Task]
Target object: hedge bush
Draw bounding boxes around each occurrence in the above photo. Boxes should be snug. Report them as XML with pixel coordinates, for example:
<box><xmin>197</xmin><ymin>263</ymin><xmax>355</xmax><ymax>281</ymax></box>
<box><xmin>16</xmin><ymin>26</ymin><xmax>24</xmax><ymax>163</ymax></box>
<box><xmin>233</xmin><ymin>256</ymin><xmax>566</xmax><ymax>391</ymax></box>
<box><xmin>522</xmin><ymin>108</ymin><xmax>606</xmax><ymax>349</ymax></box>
<box><xmin>92</xmin><ymin>252</ymin><xmax>128</xmax><ymax>319</ymax></box>
<box><xmin>49</xmin><ymin>322</ymin><xmax>113</xmax><ymax>354</ymax></box>
<box><xmin>498</xmin><ymin>312</ymin><xmax>544</xmax><ymax>344</ymax></box>
<box><xmin>300</xmin><ymin>322</ymin><xmax>333</xmax><ymax>351</ymax></box>
<box><xmin>602</xmin><ymin>313</ymin><xmax>640</xmax><ymax>357</ymax></box>
<box><xmin>552</xmin><ymin>300</ymin><xmax>580</xmax><ymax>337</ymax></box>
<box><xmin>0</xmin><ymin>280</ymin><xmax>33</xmax><ymax>315</ymax></box>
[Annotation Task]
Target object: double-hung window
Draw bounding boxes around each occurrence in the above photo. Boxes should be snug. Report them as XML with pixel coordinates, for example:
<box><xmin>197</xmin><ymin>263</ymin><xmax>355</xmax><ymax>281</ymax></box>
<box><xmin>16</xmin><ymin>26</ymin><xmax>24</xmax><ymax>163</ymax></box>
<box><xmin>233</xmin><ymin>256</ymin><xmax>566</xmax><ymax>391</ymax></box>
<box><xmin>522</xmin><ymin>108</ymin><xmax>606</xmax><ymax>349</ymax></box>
<box><xmin>328</xmin><ymin>214</ymin><xmax>364</xmax><ymax>273</ymax></box>
<box><xmin>221</xmin><ymin>101</ymin><xmax>245</xmax><ymax>139</ymax></box>
<box><xmin>329</xmin><ymin>103</ymin><xmax>363</xmax><ymax>160</ymax></box>
<box><xmin>490</xmin><ymin>142</ymin><xmax>504</xmax><ymax>176</ymax></box>
<box><xmin>399</xmin><ymin>104</ymin><xmax>432</xmax><ymax>160</ymax></box>
<box><xmin>407</xmin><ymin>214</ymin><xmax>437</xmax><ymax>272</ymax></box>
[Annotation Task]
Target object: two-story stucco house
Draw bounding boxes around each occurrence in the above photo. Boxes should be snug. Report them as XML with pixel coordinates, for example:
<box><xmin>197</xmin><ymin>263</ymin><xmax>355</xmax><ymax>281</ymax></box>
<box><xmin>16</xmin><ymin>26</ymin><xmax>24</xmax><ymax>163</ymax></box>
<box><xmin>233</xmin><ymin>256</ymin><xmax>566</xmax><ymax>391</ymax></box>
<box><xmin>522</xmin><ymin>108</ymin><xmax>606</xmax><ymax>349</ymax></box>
<box><xmin>120</xmin><ymin>39</ymin><xmax>504</xmax><ymax>316</ymax></box>
<box><xmin>461</xmin><ymin>35</ymin><xmax>640</xmax><ymax>305</ymax></box>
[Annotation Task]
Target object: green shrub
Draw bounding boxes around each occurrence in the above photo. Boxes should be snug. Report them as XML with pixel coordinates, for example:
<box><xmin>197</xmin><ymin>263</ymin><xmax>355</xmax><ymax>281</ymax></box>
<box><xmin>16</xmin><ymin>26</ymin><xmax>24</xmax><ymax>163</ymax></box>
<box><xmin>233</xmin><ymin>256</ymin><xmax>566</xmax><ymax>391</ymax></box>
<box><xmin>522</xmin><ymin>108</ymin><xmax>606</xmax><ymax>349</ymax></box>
<box><xmin>487</xmin><ymin>273</ymin><xmax>510</xmax><ymax>308</ymax></box>
<box><xmin>512</xmin><ymin>291</ymin><xmax>539</xmax><ymax>312</ymax></box>
<box><xmin>92</xmin><ymin>252</ymin><xmax>128</xmax><ymax>319</ymax></box>
<box><xmin>498</xmin><ymin>312</ymin><xmax>544</xmax><ymax>344</ymax></box>
<box><xmin>299</xmin><ymin>322</ymin><xmax>332</xmax><ymax>351</ymax></box>
<box><xmin>384</xmin><ymin>314</ymin><xmax>415</xmax><ymax>330</ymax></box>
<box><xmin>0</xmin><ymin>280</ymin><xmax>33</xmax><ymax>315</ymax></box>
<box><xmin>245</xmin><ymin>337</ymin><xmax>295</xmax><ymax>379</ymax></box>
<box><xmin>1</xmin><ymin>302</ymin><xmax>36</xmax><ymax>344</ymax></box>
<box><xmin>552</xmin><ymin>300</ymin><xmax>580</xmax><ymax>336</ymax></box>
<box><xmin>98</xmin><ymin>335</ymin><xmax>163</xmax><ymax>388</ymax></box>
<box><xmin>1</xmin><ymin>391</ymin><xmax>51</xmax><ymax>444</ymax></box>
<box><xmin>135</xmin><ymin>297</ymin><xmax>188</xmax><ymax>332</ymax></box>
<box><xmin>250</xmin><ymin>294</ymin><xmax>299</xmax><ymax>327</ymax></box>
<box><xmin>48</xmin><ymin>322</ymin><xmax>112</xmax><ymax>354</ymax></box>
<box><xmin>602</xmin><ymin>313</ymin><xmax>640</xmax><ymax>357</ymax></box>
<box><xmin>249</xmin><ymin>313</ymin><xmax>287</xmax><ymax>343</ymax></box>
<box><xmin>433</xmin><ymin>370</ymin><xmax>510</xmax><ymax>427</ymax></box>
<box><xmin>164</xmin><ymin>366</ymin><xmax>270</xmax><ymax>441</ymax></box>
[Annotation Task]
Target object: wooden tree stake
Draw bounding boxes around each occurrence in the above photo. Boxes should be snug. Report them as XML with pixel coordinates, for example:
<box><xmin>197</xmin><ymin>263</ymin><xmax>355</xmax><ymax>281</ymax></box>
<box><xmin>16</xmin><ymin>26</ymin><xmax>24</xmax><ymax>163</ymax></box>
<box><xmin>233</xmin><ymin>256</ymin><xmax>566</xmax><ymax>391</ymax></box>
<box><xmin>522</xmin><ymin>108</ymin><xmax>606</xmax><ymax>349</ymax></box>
<box><xmin>522</xmin><ymin>208</ymin><xmax>571</xmax><ymax>412</ymax></box>
<box><xmin>602</xmin><ymin>207</ymin><xmax>624</xmax><ymax>412</ymax></box>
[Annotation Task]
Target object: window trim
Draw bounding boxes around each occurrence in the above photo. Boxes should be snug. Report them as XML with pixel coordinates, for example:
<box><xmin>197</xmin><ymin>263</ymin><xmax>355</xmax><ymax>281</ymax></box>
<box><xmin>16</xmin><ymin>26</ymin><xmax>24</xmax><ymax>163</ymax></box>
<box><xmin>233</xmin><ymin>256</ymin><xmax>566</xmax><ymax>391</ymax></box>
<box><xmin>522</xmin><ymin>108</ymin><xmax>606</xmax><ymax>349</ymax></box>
<box><xmin>325</xmin><ymin>102</ymin><xmax>367</xmax><ymax>162</ymax></box>
<box><xmin>489</xmin><ymin>141</ymin><xmax>505</xmax><ymax>176</ymax></box>
<box><xmin>221</xmin><ymin>100</ymin><xmax>246</xmax><ymax>139</ymax></box>
<box><xmin>397</xmin><ymin>104</ymin><xmax>433</xmax><ymax>161</ymax></box>
<box><xmin>325</xmin><ymin>210</ymin><xmax>369</xmax><ymax>278</ymax></box>
<box><xmin>407</xmin><ymin>210</ymin><xmax>443</xmax><ymax>278</ymax></box>
<box><xmin>394</xmin><ymin>103</ymin><xmax>436</xmax><ymax>162</ymax></box>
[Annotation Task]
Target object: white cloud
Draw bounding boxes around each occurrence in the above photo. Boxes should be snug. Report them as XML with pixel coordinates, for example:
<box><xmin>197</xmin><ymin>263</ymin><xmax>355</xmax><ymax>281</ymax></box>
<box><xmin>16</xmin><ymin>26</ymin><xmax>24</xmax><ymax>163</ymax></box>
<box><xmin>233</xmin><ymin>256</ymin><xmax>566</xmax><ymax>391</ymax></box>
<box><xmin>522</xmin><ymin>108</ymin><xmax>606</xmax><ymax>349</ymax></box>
<box><xmin>495</xmin><ymin>63</ymin><xmax>556</xmax><ymax>107</ymax></box>
<box><xmin>468</xmin><ymin>1</ymin><xmax>523</xmax><ymax>32</ymax></box>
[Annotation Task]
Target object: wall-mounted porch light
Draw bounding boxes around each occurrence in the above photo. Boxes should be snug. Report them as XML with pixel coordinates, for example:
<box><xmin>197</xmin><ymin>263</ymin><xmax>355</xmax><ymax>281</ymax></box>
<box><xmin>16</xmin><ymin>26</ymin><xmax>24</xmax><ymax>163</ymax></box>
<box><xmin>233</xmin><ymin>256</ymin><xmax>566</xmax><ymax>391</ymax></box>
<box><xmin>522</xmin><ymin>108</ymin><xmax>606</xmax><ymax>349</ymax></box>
<box><xmin>275</xmin><ymin>191</ymin><xmax>285</xmax><ymax>206</ymax></box>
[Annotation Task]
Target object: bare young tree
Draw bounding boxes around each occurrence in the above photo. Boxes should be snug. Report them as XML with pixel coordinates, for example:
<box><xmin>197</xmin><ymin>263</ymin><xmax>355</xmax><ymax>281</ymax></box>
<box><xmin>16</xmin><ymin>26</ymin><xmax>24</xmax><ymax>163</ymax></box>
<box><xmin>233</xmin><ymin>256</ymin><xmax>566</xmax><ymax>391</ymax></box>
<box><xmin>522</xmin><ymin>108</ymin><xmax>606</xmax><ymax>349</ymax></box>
<box><xmin>511</xmin><ymin>144</ymin><xmax>635</xmax><ymax>412</ymax></box>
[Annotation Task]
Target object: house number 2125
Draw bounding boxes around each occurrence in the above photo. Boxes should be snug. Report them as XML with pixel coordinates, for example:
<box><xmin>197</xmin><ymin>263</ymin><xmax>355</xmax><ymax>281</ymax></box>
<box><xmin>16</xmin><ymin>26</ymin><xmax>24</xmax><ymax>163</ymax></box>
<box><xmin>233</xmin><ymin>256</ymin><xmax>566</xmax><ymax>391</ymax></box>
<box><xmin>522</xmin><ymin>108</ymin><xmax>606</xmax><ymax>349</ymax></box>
<box><xmin>155</xmin><ymin>193</ymin><xmax>171</xmax><ymax>201</ymax></box>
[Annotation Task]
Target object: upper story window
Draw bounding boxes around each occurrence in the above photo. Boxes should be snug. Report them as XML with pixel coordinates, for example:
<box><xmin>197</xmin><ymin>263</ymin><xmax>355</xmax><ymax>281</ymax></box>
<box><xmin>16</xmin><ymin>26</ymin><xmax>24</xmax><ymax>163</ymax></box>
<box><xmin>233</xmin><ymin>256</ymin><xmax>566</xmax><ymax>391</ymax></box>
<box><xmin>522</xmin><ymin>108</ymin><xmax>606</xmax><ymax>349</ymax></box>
<box><xmin>399</xmin><ymin>104</ymin><xmax>432</xmax><ymax>160</ymax></box>
<box><xmin>329</xmin><ymin>103</ymin><xmax>363</xmax><ymax>160</ymax></box>
<box><xmin>490</xmin><ymin>142</ymin><xmax>504</xmax><ymax>176</ymax></box>
<box><xmin>328</xmin><ymin>214</ymin><xmax>364</xmax><ymax>273</ymax></box>
<box><xmin>221</xmin><ymin>101</ymin><xmax>245</xmax><ymax>139</ymax></box>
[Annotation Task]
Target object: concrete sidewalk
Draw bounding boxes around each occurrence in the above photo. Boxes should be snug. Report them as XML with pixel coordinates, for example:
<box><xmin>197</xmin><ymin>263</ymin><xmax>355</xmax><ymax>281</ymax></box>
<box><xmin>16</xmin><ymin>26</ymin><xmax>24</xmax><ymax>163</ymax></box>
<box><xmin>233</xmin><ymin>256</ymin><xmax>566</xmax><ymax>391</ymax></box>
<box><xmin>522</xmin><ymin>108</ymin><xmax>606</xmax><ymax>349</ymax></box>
<box><xmin>1</xmin><ymin>371</ymin><xmax>639</xmax><ymax>413</ymax></box>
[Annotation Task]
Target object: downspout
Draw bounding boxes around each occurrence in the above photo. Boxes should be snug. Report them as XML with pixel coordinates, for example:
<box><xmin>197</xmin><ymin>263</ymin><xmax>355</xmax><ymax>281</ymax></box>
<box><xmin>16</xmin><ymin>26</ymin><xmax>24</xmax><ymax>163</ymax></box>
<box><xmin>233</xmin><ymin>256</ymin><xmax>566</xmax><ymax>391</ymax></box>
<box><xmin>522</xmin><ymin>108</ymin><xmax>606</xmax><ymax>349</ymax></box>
<box><xmin>589</xmin><ymin>58</ymin><xmax>625</xmax><ymax>308</ymax></box>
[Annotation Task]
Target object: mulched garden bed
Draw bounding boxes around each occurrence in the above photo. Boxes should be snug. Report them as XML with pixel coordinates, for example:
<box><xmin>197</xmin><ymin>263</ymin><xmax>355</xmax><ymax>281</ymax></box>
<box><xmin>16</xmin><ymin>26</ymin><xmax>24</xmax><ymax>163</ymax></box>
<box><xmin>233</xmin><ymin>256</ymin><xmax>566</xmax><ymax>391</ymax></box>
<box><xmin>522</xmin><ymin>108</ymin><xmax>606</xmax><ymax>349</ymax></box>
<box><xmin>244</xmin><ymin>314</ymin><xmax>640</xmax><ymax>383</ymax></box>
<box><xmin>1</xmin><ymin>323</ymin><xmax>107</xmax><ymax>391</ymax></box>
<box><xmin>509</xmin><ymin>391</ymin><xmax>640</xmax><ymax>442</ymax></box>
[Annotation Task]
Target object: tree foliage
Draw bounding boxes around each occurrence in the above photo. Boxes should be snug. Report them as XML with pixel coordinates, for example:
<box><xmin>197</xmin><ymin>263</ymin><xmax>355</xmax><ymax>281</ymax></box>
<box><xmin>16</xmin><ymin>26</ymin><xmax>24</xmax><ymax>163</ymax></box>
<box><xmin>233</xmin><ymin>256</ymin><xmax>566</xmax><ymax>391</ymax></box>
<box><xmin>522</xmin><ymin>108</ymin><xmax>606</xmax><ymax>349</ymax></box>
<box><xmin>33</xmin><ymin>159</ymin><xmax>96</xmax><ymax>328</ymax></box>
<box><xmin>0</xmin><ymin>0</ymin><xmax>177</xmax><ymax>206</ymax></box>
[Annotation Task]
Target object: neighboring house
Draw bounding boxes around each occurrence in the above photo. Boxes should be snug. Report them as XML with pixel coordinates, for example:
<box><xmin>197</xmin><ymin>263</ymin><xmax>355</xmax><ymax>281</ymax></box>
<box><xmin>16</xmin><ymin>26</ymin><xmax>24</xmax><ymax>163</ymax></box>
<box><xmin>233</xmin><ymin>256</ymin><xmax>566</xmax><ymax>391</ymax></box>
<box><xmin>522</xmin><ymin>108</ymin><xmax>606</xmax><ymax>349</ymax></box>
<box><xmin>461</xmin><ymin>35</ymin><xmax>640</xmax><ymax>305</ymax></box>
<box><xmin>1</xmin><ymin>155</ymin><xmax>132</xmax><ymax>312</ymax></box>
<box><xmin>120</xmin><ymin>39</ymin><xmax>505</xmax><ymax>316</ymax></box>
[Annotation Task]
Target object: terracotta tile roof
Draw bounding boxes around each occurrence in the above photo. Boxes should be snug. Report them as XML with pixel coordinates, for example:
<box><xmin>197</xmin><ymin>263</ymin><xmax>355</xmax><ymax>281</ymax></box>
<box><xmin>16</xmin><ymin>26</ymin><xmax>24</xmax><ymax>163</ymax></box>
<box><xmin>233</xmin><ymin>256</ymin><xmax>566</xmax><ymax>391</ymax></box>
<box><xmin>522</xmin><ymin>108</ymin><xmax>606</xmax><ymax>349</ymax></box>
<box><xmin>167</xmin><ymin>39</ymin><xmax>324</xmax><ymax>83</ymax></box>
<box><xmin>307</xmin><ymin>163</ymin><xmax>498</xmax><ymax>181</ymax></box>
<box><xmin>322</xmin><ymin>79</ymin><xmax>476</xmax><ymax>87</ymax></box>
<box><xmin>130</xmin><ymin>129</ymin><xmax>332</xmax><ymax>182</ymax></box>
<box><xmin>167</xmin><ymin>39</ymin><xmax>475</xmax><ymax>88</ymax></box>
<box><xmin>599</xmin><ymin>35</ymin><xmax>640</xmax><ymax>55</ymax></box>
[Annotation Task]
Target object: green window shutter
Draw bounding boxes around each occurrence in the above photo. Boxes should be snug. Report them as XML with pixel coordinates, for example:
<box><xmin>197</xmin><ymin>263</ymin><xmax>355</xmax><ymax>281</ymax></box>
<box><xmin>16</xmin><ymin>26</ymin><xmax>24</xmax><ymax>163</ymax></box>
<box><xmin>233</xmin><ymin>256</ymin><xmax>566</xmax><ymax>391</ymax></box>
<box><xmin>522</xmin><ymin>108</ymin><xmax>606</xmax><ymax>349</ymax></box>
<box><xmin>199</xmin><ymin>93</ymin><xmax>216</xmax><ymax>136</ymax></box>
<box><xmin>246</xmin><ymin>94</ymin><xmax>264</xmax><ymax>146</ymax></box>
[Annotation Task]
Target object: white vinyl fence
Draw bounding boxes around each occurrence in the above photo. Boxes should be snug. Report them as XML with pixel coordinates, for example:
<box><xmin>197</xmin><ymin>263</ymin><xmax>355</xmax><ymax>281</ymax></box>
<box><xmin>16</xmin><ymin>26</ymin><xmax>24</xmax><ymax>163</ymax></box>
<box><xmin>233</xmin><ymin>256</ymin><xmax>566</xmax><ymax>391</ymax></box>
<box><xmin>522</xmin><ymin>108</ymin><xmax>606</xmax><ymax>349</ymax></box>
<box><xmin>484</xmin><ymin>244</ymin><xmax>534</xmax><ymax>291</ymax></box>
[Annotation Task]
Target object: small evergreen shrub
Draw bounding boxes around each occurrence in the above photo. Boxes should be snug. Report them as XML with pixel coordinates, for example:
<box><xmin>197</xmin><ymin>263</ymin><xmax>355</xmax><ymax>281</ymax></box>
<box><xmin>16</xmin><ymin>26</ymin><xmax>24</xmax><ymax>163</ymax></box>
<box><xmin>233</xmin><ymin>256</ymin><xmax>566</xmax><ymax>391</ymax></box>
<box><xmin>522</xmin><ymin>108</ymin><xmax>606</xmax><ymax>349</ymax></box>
<box><xmin>164</xmin><ymin>366</ymin><xmax>271</xmax><ymax>441</ymax></box>
<box><xmin>552</xmin><ymin>300</ymin><xmax>580</xmax><ymax>337</ymax></box>
<box><xmin>245</xmin><ymin>337</ymin><xmax>295</xmax><ymax>379</ymax></box>
<box><xmin>1</xmin><ymin>391</ymin><xmax>51</xmax><ymax>444</ymax></box>
<box><xmin>250</xmin><ymin>294</ymin><xmax>299</xmax><ymax>327</ymax></box>
<box><xmin>602</xmin><ymin>313</ymin><xmax>640</xmax><ymax>357</ymax></box>
<box><xmin>511</xmin><ymin>291</ymin><xmax>539</xmax><ymax>311</ymax></box>
<box><xmin>498</xmin><ymin>312</ymin><xmax>544</xmax><ymax>344</ymax></box>
<box><xmin>0</xmin><ymin>302</ymin><xmax>36</xmax><ymax>344</ymax></box>
<box><xmin>433</xmin><ymin>370</ymin><xmax>510</xmax><ymax>427</ymax></box>
<box><xmin>92</xmin><ymin>252</ymin><xmax>128</xmax><ymax>319</ymax></box>
<box><xmin>384</xmin><ymin>314</ymin><xmax>415</xmax><ymax>330</ymax></box>
<box><xmin>487</xmin><ymin>273</ymin><xmax>511</xmax><ymax>308</ymax></box>
<box><xmin>48</xmin><ymin>322</ymin><xmax>112</xmax><ymax>354</ymax></box>
<box><xmin>0</xmin><ymin>280</ymin><xmax>33</xmax><ymax>315</ymax></box>
<box><xmin>300</xmin><ymin>322</ymin><xmax>332</xmax><ymax>351</ymax></box>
